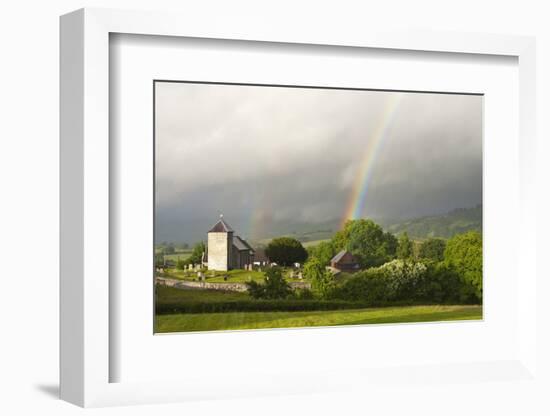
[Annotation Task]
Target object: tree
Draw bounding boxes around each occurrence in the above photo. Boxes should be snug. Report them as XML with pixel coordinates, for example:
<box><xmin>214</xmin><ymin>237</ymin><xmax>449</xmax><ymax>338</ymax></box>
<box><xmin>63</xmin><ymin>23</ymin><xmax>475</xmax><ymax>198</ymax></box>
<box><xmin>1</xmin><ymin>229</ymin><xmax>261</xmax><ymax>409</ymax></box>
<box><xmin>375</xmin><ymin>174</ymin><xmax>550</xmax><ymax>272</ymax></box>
<box><xmin>424</xmin><ymin>261</ymin><xmax>471</xmax><ymax>304</ymax></box>
<box><xmin>382</xmin><ymin>231</ymin><xmax>398</xmax><ymax>258</ymax></box>
<box><xmin>303</xmin><ymin>257</ymin><xmax>335</xmax><ymax>299</ymax></box>
<box><xmin>176</xmin><ymin>258</ymin><xmax>187</xmax><ymax>270</ymax></box>
<box><xmin>419</xmin><ymin>238</ymin><xmax>446</xmax><ymax>261</ymax></box>
<box><xmin>155</xmin><ymin>253</ymin><xmax>165</xmax><ymax>268</ymax></box>
<box><xmin>164</xmin><ymin>243</ymin><xmax>175</xmax><ymax>255</ymax></box>
<box><xmin>444</xmin><ymin>231</ymin><xmax>482</xmax><ymax>300</ymax></box>
<box><xmin>333</xmin><ymin>219</ymin><xmax>392</xmax><ymax>268</ymax></box>
<box><xmin>397</xmin><ymin>232</ymin><xmax>413</xmax><ymax>260</ymax></box>
<box><xmin>245</xmin><ymin>267</ymin><xmax>292</xmax><ymax>299</ymax></box>
<box><xmin>182</xmin><ymin>241</ymin><xmax>206</xmax><ymax>266</ymax></box>
<box><xmin>265</xmin><ymin>237</ymin><xmax>308</xmax><ymax>266</ymax></box>
<box><xmin>307</xmin><ymin>240</ymin><xmax>336</xmax><ymax>267</ymax></box>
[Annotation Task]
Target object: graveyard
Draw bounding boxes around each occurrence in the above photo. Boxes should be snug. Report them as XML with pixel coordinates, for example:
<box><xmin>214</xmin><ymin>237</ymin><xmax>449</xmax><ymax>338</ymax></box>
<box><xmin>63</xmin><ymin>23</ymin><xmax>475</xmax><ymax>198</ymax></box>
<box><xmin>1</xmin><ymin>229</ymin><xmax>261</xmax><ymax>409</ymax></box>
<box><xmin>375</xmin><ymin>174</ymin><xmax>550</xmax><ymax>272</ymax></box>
<box><xmin>158</xmin><ymin>264</ymin><xmax>308</xmax><ymax>284</ymax></box>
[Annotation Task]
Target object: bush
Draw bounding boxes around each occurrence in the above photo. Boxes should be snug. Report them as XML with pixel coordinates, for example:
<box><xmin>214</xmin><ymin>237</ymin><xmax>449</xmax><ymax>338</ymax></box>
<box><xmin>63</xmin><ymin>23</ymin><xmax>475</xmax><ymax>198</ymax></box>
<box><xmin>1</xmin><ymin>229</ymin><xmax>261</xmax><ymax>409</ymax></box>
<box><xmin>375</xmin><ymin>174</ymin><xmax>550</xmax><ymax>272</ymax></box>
<box><xmin>245</xmin><ymin>267</ymin><xmax>292</xmax><ymax>299</ymax></box>
<box><xmin>330</xmin><ymin>260</ymin><xmax>428</xmax><ymax>303</ymax></box>
<box><xmin>303</xmin><ymin>258</ymin><xmax>336</xmax><ymax>299</ymax></box>
<box><xmin>420</xmin><ymin>261</ymin><xmax>460</xmax><ymax>303</ymax></box>
<box><xmin>329</xmin><ymin>259</ymin><xmax>481</xmax><ymax>305</ymax></box>
<box><xmin>377</xmin><ymin>259</ymin><xmax>427</xmax><ymax>300</ymax></box>
<box><xmin>330</xmin><ymin>269</ymin><xmax>389</xmax><ymax>303</ymax></box>
<box><xmin>176</xmin><ymin>258</ymin><xmax>187</xmax><ymax>270</ymax></box>
<box><xmin>291</xmin><ymin>288</ymin><xmax>315</xmax><ymax>300</ymax></box>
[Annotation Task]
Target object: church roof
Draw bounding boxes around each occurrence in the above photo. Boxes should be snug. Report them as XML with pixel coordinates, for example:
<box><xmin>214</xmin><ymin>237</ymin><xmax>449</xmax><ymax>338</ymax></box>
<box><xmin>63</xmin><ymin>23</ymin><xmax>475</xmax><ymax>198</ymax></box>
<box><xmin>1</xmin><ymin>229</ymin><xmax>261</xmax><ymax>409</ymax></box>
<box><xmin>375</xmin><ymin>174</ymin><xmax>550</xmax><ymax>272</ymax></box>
<box><xmin>208</xmin><ymin>217</ymin><xmax>234</xmax><ymax>233</ymax></box>
<box><xmin>233</xmin><ymin>235</ymin><xmax>254</xmax><ymax>252</ymax></box>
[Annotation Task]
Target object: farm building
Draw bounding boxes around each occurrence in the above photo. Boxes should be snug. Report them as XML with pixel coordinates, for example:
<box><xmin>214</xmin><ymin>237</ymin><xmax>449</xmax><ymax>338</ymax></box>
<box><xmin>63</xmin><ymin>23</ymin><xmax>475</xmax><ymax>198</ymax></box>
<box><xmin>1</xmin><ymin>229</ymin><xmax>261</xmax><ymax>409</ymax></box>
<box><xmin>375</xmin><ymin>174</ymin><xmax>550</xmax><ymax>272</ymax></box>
<box><xmin>330</xmin><ymin>250</ymin><xmax>360</xmax><ymax>272</ymax></box>
<box><xmin>204</xmin><ymin>215</ymin><xmax>255</xmax><ymax>271</ymax></box>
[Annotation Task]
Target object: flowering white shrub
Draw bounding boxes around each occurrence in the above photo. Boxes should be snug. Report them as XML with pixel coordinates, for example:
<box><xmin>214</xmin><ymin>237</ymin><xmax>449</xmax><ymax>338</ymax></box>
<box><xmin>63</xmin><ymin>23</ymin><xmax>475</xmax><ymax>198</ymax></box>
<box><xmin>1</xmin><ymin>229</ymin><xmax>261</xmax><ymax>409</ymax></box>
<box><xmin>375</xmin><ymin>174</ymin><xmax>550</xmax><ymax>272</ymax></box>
<box><xmin>378</xmin><ymin>259</ymin><xmax>427</xmax><ymax>278</ymax></box>
<box><xmin>376</xmin><ymin>259</ymin><xmax>428</xmax><ymax>295</ymax></box>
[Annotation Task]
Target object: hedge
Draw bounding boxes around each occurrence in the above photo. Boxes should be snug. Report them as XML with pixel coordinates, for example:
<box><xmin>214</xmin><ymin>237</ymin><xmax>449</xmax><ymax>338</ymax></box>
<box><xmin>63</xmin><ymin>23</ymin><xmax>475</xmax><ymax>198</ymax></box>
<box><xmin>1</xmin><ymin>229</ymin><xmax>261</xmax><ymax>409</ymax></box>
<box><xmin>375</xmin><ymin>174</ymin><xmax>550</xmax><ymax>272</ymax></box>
<box><xmin>154</xmin><ymin>298</ymin><xmax>465</xmax><ymax>314</ymax></box>
<box><xmin>155</xmin><ymin>299</ymin><xmax>374</xmax><ymax>314</ymax></box>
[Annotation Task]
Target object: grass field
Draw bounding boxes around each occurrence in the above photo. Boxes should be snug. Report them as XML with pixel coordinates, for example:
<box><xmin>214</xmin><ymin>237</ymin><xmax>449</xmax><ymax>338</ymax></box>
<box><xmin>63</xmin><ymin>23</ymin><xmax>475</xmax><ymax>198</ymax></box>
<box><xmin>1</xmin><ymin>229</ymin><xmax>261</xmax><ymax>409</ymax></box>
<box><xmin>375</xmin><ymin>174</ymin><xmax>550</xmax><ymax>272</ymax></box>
<box><xmin>161</xmin><ymin>250</ymin><xmax>193</xmax><ymax>262</ymax></box>
<box><xmin>301</xmin><ymin>239</ymin><xmax>331</xmax><ymax>248</ymax></box>
<box><xmin>156</xmin><ymin>286</ymin><xmax>249</xmax><ymax>303</ymax></box>
<box><xmin>155</xmin><ymin>304</ymin><xmax>482</xmax><ymax>333</ymax></box>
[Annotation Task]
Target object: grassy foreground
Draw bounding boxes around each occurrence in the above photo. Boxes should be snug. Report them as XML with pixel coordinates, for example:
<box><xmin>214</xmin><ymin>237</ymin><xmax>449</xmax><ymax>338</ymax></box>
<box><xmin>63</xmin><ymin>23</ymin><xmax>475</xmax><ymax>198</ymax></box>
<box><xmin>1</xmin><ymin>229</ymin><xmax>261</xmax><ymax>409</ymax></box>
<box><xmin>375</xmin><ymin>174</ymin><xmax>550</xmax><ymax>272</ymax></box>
<box><xmin>155</xmin><ymin>304</ymin><xmax>482</xmax><ymax>333</ymax></box>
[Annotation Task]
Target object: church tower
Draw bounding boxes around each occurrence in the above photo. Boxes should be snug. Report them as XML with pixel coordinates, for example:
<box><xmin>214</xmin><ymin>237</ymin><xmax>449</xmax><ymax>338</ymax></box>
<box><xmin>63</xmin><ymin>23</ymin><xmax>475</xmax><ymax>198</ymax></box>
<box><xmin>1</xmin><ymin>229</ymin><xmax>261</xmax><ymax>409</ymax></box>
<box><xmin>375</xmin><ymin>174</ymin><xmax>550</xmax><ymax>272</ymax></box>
<box><xmin>206</xmin><ymin>215</ymin><xmax>234</xmax><ymax>271</ymax></box>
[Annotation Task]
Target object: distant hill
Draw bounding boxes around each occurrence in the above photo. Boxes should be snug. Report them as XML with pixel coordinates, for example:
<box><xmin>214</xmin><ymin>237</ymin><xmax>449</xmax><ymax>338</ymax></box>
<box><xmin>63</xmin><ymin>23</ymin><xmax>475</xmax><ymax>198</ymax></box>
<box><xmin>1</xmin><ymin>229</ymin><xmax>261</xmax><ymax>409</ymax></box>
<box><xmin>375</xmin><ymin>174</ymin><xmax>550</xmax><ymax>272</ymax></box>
<box><xmin>251</xmin><ymin>205</ymin><xmax>482</xmax><ymax>247</ymax></box>
<box><xmin>381</xmin><ymin>205</ymin><xmax>482</xmax><ymax>240</ymax></box>
<box><xmin>250</xmin><ymin>222</ymin><xmax>336</xmax><ymax>248</ymax></box>
<box><xmin>159</xmin><ymin>205</ymin><xmax>482</xmax><ymax>247</ymax></box>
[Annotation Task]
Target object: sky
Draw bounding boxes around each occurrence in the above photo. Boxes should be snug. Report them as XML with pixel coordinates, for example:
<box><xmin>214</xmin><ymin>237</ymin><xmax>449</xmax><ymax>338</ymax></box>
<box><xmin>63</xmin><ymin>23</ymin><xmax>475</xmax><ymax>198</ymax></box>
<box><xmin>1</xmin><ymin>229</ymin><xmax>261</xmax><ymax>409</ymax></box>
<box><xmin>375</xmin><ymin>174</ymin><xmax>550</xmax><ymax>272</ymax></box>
<box><xmin>155</xmin><ymin>82</ymin><xmax>482</xmax><ymax>244</ymax></box>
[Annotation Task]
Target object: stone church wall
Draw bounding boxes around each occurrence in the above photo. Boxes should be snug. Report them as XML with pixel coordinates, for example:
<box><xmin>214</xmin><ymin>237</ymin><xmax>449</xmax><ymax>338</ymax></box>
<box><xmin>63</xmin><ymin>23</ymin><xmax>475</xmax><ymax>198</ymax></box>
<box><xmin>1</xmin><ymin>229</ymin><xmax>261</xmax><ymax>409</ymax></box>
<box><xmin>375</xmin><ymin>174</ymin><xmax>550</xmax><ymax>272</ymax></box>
<box><xmin>207</xmin><ymin>232</ymin><xmax>232</xmax><ymax>270</ymax></box>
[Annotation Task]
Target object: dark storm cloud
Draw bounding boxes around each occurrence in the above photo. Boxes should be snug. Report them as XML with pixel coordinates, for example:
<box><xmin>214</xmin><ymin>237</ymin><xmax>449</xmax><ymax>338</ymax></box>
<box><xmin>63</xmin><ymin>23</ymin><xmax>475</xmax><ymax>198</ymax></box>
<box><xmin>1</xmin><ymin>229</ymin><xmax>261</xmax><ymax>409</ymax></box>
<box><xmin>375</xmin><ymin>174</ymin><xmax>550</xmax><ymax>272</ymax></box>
<box><xmin>155</xmin><ymin>82</ymin><xmax>482</xmax><ymax>243</ymax></box>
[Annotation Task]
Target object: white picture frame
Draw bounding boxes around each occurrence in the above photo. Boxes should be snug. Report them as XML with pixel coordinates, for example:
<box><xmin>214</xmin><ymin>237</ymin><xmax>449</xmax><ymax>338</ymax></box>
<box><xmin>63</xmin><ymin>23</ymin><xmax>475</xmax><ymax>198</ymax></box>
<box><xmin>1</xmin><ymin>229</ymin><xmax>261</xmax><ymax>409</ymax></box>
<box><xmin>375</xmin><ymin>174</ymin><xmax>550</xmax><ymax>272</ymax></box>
<box><xmin>60</xmin><ymin>8</ymin><xmax>538</xmax><ymax>408</ymax></box>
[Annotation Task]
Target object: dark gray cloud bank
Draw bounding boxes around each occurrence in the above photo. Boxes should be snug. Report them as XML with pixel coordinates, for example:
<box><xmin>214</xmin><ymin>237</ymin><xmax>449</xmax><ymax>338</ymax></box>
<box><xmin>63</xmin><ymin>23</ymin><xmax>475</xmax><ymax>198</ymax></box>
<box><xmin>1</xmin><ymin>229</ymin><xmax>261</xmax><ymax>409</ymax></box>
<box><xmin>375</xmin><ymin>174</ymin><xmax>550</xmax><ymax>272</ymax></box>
<box><xmin>155</xmin><ymin>82</ymin><xmax>482</xmax><ymax>244</ymax></box>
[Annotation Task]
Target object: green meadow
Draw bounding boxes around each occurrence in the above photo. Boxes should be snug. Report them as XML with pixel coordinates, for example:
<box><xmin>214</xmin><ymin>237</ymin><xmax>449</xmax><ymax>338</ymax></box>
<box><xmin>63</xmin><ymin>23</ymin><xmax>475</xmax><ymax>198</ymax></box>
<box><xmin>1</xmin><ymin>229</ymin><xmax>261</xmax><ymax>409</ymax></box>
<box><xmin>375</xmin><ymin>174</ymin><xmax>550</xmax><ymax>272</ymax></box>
<box><xmin>156</xmin><ymin>305</ymin><xmax>482</xmax><ymax>333</ymax></box>
<box><xmin>155</xmin><ymin>286</ymin><xmax>481</xmax><ymax>333</ymax></box>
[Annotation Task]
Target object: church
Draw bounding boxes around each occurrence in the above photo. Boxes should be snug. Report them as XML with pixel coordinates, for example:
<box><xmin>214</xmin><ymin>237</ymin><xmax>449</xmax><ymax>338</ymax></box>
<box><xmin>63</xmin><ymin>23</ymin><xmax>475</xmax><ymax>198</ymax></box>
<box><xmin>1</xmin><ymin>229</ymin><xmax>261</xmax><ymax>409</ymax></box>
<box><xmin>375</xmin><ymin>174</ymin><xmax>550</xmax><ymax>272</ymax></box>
<box><xmin>204</xmin><ymin>215</ymin><xmax>255</xmax><ymax>271</ymax></box>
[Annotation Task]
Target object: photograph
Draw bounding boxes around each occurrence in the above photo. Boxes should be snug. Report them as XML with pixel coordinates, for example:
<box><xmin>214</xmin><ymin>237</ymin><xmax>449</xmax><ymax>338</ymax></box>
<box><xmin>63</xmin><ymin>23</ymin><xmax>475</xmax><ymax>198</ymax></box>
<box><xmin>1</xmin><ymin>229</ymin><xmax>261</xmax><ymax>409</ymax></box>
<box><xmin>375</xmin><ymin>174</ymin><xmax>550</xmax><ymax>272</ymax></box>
<box><xmin>154</xmin><ymin>81</ymin><xmax>483</xmax><ymax>333</ymax></box>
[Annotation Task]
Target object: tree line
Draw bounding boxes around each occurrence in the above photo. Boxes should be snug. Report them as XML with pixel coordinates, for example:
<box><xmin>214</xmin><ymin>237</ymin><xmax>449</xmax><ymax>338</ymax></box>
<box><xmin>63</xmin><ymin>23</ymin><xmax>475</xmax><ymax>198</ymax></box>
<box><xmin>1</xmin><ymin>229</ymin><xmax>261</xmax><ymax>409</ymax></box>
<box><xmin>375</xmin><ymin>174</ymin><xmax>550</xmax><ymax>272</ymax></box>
<box><xmin>249</xmin><ymin>219</ymin><xmax>482</xmax><ymax>305</ymax></box>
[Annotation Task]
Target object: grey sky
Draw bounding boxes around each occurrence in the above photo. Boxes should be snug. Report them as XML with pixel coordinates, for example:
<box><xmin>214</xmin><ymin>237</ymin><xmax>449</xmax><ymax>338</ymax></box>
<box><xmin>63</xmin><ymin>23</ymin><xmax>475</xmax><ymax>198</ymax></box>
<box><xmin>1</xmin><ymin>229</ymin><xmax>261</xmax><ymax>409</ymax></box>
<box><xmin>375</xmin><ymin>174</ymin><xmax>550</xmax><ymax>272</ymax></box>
<box><xmin>155</xmin><ymin>82</ymin><xmax>482</xmax><ymax>244</ymax></box>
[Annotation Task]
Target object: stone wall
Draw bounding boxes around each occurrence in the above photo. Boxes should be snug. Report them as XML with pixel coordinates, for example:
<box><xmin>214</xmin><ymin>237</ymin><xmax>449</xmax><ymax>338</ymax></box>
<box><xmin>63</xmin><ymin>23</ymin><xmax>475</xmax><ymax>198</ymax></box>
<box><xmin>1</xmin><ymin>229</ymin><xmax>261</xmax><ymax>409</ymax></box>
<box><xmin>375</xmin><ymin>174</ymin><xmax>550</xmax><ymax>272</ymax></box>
<box><xmin>157</xmin><ymin>277</ymin><xmax>311</xmax><ymax>293</ymax></box>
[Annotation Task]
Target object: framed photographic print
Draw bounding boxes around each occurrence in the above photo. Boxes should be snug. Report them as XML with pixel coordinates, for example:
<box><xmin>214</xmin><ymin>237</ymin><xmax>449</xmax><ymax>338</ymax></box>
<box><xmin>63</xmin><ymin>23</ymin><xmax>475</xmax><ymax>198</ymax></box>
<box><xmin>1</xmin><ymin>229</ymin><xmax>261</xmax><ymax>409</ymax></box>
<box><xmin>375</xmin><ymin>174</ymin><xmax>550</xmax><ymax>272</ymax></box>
<box><xmin>60</xmin><ymin>8</ymin><xmax>540</xmax><ymax>409</ymax></box>
<box><xmin>153</xmin><ymin>81</ymin><xmax>483</xmax><ymax>334</ymax></box>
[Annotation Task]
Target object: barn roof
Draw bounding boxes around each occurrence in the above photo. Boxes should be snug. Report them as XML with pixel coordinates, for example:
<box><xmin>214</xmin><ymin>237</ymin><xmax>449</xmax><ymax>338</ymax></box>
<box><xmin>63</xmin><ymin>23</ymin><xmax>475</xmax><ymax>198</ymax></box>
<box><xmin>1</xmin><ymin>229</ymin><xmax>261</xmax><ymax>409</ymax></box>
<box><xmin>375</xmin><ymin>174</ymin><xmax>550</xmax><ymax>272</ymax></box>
<box><xmin>331</xmin><ymin>249</ymin><xmax>351</xmax><ymax>263</ymax></box>
<box><xmin>208</xmin><ymin>216</ymin><xmax>234</xmax><ymax>233</ymax></box>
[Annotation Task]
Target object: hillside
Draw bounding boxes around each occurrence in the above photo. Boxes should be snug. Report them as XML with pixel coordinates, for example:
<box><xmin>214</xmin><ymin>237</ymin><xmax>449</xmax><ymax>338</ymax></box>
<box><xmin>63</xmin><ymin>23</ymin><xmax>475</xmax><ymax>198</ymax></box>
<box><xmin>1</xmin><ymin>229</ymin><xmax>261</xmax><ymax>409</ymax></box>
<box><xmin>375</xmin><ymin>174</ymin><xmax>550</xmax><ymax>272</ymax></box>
<box><xmin>382</xmin><ymin>205</ymin><xmax>482</xmax><ymax>240</ymax></box>
<box><xmin>250</xmin><ymin>205</ymin><xmax>482</xmax><ymax>247</ymax></box>
<box><xmin>158</xmin><ymin>205</ymin><xmax>482</xmax><ymax>247</ymax></box>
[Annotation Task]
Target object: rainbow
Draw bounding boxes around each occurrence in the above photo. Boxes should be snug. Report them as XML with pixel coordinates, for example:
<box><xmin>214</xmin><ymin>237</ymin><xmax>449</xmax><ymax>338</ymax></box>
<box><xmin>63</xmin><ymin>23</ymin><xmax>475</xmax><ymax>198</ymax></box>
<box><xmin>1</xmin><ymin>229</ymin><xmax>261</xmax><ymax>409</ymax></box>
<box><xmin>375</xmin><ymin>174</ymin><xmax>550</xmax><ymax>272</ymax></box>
<box><xmin>340</xmin><ymin>93</ymin><xmax>404</xmax><ymax>228</ymax></box>
<box><xmin>246</xmin><ymin>190</ymin><xmax>274</xmax><ymax>241</ymax></box>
